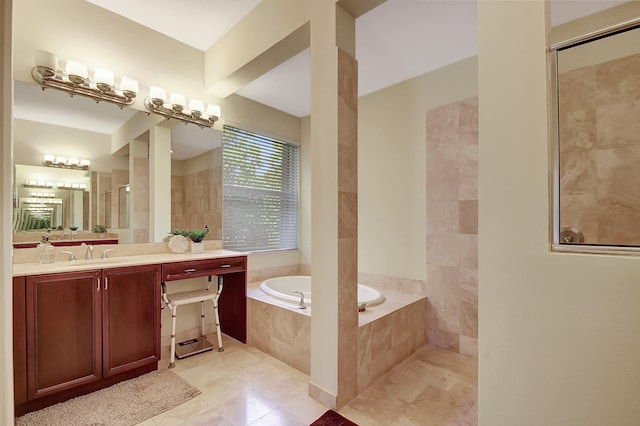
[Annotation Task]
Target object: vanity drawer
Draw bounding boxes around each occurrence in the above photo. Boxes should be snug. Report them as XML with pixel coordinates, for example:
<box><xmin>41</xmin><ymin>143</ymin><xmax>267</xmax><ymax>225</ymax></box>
<box><xmin>162</xmin><ymin>256</ymin><xmax>246</xmax><ymax>281</ymax></box>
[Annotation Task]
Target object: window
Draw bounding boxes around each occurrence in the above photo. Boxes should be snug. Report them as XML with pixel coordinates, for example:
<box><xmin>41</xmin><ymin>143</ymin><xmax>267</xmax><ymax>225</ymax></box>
<box><xmin>223</xmin><ymin>125</ymin><xmax>300</xmax><ymax>252</ymax></box>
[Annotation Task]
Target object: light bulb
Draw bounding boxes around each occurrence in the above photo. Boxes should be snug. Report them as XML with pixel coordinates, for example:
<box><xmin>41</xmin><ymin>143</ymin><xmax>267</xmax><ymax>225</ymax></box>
<box><xmin>94</xmin><ymin>68</ymin><xmax>114</xmax><ymax>91</ymax></box>
<box><xmin>207</xmin><ymin>104</ymin><xmax>221</xmax><ymax>119</ymax></box>
<box><xmin>189</xmin><ymin>99</ymin><xmax>204</xmax><ymax>114</ymax></box>
<box><xmin>149</xmin><ymin>86</ymin><xmax>167</xmax><ymax>103</ymax></box>
<box><xmin>34</xmin><ymin>50</ymin><xmax>59</xmax><ymax>76</ymax></box>
<box><xmin>65</xmin><ymin>60</ymin><xmax>88</xmax><ymax>84</ymax></box>
<box><xmin>171</xmin><ymin>93</ymin><xmax>186</xmax><ymax>112</ymax></box>
<box><xmin>120</xmin><ymin>77</ymin><xmax>138</xmax><ymax>98</ymax></box>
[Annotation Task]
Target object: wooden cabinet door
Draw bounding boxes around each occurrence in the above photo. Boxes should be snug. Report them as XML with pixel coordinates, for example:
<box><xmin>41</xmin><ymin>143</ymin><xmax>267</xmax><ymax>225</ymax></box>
<box><xmin>102</xmin><ymin>264</ymin><xmax>160</xmax><ymax>378</ymax></box>
<box><xmin>13</xmin><ymin>276</ymin><xmax>27</xmax><ymax>405</ymax></box>
<box><xmin>26</xmin><ymin>270</ymin><xmax>102</xmax><ymax>400</ymax></box>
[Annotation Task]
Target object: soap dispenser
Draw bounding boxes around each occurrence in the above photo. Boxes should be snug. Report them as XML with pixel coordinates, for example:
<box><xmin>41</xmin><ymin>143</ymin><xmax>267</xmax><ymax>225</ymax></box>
<box><xmin>38</xmin><ymin>235</ymin><xmax>55</xmax><ymax>264</ymax></box>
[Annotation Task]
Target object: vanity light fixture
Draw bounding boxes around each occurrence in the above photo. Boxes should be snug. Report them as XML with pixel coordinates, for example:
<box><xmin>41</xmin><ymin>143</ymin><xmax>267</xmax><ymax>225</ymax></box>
<box><xmin>32</xmin><ymin>50</ymin><xmax>138</xmax><ymax>108</ymax></box>
<box><xmin>144</xmin><ymin>85</ymin><xmax>220</xmax><ymax>128</ymax></box>
<box><xmin>23</xmin><ymin>198</ymin><xmax>62</xmax><ymax>205</ymax></box>
<box><xmin>23</xmin><ymin>180</ymin><xmax>54</xmax><ymax>189</ymax></box>
<box><xmin>43</xmin><ymin>154</ymin><xmax>91</xmax><ymax>170</ymax></box>
<box><xmin>56</xmin><ymin>182</ymin><xmax>87</xmax><ymax>190</ymax></box>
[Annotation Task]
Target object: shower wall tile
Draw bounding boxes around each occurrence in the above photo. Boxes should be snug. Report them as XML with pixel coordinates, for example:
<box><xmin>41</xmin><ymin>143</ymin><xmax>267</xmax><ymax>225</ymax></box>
<box><xmin>459</xmin><ymin>335</ymin><xmax>478</xmax><ymax>357</ymax></box>
<box><xmin>596</xmin><ymin>100</ymin><xmax>640</xmax><ymax>148</ymax></box>
<box><xmin>458</xmin><ymin>200</ymin><xmax>478</xmax><ymax>235</ymax></box>
<box><xmin>560</xmin><ymin>53</ymin><xmax>640</xmax><ymax>246</ymax></box>
<box><xmin>426</xmin><ymin>97</ymin><xmax>478</xmax><ymax>356</ymax></box>
<box><xmin>595</xmin><ymin>53</ymin><xmax>640</xmax><ymax>105</ymax></box>
<box><xmin>426</xmin><ymin>201</ymin><xmax>459</xmax><ymax>234</ymax></box>
<box><xmin>426</xmin><ymin>233</ymin><xmax>459</xmax><ymax>267</ymax></box>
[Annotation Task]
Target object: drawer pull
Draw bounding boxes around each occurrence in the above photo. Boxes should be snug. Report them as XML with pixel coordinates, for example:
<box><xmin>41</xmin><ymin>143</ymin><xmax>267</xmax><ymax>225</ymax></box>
<box><xmin>184</xmin><ymin>268</ymin><xmax>197</xmax><ymax>273</ymax></box>
<box><xmin>221</xmin><ymin>264</ymin><xmax>232</xmax><ymax>268</ymax></box>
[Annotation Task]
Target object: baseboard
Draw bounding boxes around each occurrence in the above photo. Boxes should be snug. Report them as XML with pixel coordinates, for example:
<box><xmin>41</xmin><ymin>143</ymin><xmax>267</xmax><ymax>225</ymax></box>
<box><xmin>308</xmin><ymin>381</ymin><xmax>337</xmax><ymax>409</ymax></box>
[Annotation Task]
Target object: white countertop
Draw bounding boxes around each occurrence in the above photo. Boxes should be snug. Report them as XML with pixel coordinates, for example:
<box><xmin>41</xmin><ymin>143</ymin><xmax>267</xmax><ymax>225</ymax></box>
<box><xmin>13</xmin><ymin>249</ymin><xmax>247</xmax><ymax>277</ymax></box>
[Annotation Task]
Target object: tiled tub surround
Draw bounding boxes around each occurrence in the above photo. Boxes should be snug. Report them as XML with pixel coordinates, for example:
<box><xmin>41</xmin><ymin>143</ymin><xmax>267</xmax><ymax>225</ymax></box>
<box><xmin>559</xmin><ymin>53</ymin><xmax>640</xmax><ymax>245</ymax></box>
<box><xmin>247</xmin><ymin>273</ymin><xmax>427</xmax><ymax>393</ymax></box>
<box><xmin>426</xmin><ymin>97</ymin><xmax>479</xmax><ymax>356</ymax></box>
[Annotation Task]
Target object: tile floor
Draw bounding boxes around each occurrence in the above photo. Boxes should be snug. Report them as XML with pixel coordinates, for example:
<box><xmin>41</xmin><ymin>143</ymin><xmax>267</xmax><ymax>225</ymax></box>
<box><xmin>141</xmin><ymin>336</ymin><xmax>477</xmax><ymax>425</ymax></box>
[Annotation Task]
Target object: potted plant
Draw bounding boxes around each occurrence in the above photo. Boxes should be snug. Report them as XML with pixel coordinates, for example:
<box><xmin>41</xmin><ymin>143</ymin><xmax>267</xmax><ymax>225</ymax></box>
<box><xmin>92</xmin><ymin>224</ymin><xmax>107</xmax><ymax>237</ymax></box>
<box><xmin>69</xmin><ymin>225</ymin><xmax>78</xmax><ymax>239</ymax></box>
<box><xmin>171</xmin><ymin>226</ymin><xmax>209</xmax><ymax>253</ymax></box>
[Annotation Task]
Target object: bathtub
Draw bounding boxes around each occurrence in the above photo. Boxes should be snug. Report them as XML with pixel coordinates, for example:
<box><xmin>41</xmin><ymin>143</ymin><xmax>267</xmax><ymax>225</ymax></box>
<box><xmin>259</xmin><ymin>275</ymin><xmax>385</xmax><ymax>306</ymax></box>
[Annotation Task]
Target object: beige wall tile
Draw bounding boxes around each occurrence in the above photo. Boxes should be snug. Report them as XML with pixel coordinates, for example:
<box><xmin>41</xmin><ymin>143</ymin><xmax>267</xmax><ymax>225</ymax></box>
<box><xmin>426</xmin><ymin>98</ymin><xmax>478</xmax><ymax>356</ymax></box>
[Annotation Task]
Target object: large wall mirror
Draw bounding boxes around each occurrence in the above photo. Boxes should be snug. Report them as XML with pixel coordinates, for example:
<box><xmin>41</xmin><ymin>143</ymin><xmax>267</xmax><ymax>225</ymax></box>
<box><xmin>552</xmin><ymin>23</ymin><xmax>640</xmax><ymax>249</ymax></box>
<box><xmin>12</xmin><ymin>80</ymin><xmax>223</xmax><ymax>247</ymax></box>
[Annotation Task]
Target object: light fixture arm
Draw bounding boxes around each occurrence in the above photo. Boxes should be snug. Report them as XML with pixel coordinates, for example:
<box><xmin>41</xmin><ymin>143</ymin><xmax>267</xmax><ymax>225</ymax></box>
<box><xmin>31</xmin><ymin>67</ymin><xmax>136</xmax><ymax>108</ymax></box>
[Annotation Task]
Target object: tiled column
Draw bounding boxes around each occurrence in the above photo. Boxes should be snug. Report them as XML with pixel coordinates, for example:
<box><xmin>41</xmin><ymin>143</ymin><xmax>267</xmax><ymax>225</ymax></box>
<box><xmin>149</xmin><ymin>125</ymin><xmax>171</xmax><ymax>242</ymax></box>
<box><xmin>426</xmin><ymin>98</ymin><xmax>478</xmax><ymax>356</ymax></box>
<box><xmin>129</xmin><ymin>138</ymin><xmax>149</xmax><ymax>243</ymax></box>
<box><xmin>309</xmin><ymin>3</ymin><xmax>358</xmax><ymax>409</ymax></box>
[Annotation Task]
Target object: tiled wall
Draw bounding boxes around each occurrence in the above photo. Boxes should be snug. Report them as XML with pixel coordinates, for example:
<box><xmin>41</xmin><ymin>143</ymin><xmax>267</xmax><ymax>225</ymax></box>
<box><xmin>357</xmin><ymin>298</ymin><xmax>427</xmax><ymax>393</ymax></box>
<box><xmin>559</xmin><ymin>53</ymin><xmax>640</xmax><ymax>245</ymax></box>
<box><xmin>426</xmin><ymin>97</ymin><xmax>478</xmax><ymax>356</ymax></box>
<box><xmin>132</xmin><ymin>157</ymin><xmax>149</xmax><ymax>243</ymax></box>
<box><xmin>171</xmin><ymin>165</ymin><xmax>222</xmax><ymax>240</ymax></box>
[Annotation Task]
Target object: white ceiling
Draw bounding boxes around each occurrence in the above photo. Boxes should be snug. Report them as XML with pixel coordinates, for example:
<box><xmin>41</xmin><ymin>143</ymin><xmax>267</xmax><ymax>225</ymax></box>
<box><xmin>14</xmin><ymin>0</ymin><xmax>629</xmax><ymax>159</ymax></box>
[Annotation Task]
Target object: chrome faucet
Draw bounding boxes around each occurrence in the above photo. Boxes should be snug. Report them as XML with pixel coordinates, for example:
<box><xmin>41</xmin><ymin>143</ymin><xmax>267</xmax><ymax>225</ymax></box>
<box><xmin>82</xmin><ymin>243</ymin><xmax>94</xmax><ymax>260</ymax></box>
<box><xmin>293</xmin><ymin>291</ymin><xmax>307</xmax><ymax>309</ymax></box>
<box><xmin>102</xmin><ymin>248</ymin><xmax>115</xmax><ymax>259</ymax></box>
<box><xmin>60</xmin><ymin>250</ymin><xmax>76</xmax><ymax>261</ymax></box>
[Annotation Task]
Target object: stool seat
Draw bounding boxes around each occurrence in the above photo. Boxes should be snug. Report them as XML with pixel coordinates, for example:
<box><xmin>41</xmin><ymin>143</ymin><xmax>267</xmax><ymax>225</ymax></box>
<box><xmin>167</xmin><ymin>289</ymin><xmax>217</xmax><ymax>306</ymax></box>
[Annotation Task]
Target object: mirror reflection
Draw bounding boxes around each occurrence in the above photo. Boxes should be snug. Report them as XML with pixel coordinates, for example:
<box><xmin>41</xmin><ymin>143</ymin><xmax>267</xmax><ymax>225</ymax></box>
<box><xmin>556</xmin><ymin>25</ymin><xmax>640</xmax><ymax>247</ymax></box>
<box><xmin>12</xmin><ymin>80</ymin><xmax>223</xmax><ymax>247</ymax></box>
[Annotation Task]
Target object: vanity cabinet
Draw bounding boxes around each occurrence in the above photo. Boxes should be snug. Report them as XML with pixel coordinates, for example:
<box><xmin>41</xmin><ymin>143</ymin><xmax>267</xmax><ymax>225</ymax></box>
<box><xmin>14</xmin><ymin>264</ymin><xmax>160</xmax><ymax>415</ymax></box>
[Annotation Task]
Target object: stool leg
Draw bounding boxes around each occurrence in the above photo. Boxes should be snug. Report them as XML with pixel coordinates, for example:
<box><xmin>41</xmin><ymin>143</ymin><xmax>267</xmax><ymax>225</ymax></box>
<box><xmin>213</xmin><ymin>296</ymin><xmax>223</xmax><ymax>352</ymax></box>
<box><xmin>169</xmin><ymin>305</ymin><xmax>177</xmax><ymax>368</ymax></box>
<box><xmin>200</xmin><ymin>300</ymin><xmax>206</xmax><ymax>337</ymax></box>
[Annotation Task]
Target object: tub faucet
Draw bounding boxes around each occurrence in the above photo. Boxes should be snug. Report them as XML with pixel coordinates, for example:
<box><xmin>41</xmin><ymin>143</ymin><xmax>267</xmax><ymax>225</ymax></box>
<box><xmin>293</xmin><ymin>291</ymin><xmax>307</xmax><ymax>309</ymax></box>
<box><xmin>82</xmin><ymin>243</ymin><xmax>93</xmax><ymax>260</ymax></box>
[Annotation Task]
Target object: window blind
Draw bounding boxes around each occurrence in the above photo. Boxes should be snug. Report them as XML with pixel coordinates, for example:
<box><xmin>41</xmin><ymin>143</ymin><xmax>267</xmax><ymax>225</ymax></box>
<box><xmin>223</xmin><ymin>125</ymin><xmax>300</xmax><ymax>252</ymax></box>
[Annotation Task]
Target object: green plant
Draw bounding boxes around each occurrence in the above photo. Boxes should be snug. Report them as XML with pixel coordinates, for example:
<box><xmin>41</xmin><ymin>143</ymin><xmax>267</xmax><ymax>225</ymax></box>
<box><xmin>92</xmin><ymin>224</ymin><xmax>107</xmax><ymax>233</ymax></box>
<box><xmin>69</xmin><ymin>226</ymin><xmax>78</xmax><ymax>231</ymax></box>
<box><xmin>172</xmin><ymin>227</ymin><xmax>209</xmax><ymax>242</ymax></box>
